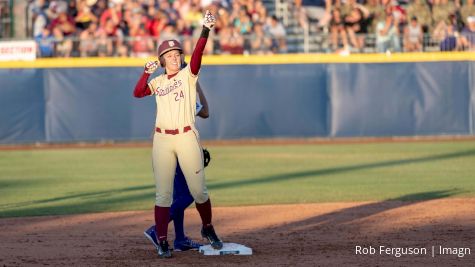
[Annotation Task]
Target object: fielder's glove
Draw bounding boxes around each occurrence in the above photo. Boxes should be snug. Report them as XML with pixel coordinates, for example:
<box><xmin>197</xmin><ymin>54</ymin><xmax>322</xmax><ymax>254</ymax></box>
<box><xmin>203</xmin><ymin>148</ymin><xmax>211</xmax><ymax>168</ymax></box>
<box><xmin>203</xmin><ymin>10</ymin><xmax>216</xmax><ymax>29</ymax></box>
<box><xmin>144</xmin><ymin>61</ymin><xmax>159</xmax><ymax>74</ymax></box>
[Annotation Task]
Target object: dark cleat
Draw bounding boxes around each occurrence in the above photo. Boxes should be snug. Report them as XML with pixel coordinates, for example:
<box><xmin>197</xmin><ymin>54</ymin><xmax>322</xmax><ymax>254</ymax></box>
<box><xmin>158</xmin><ymin>239</ymin><xmax>172</xmax><ymax>258</ymax></box>
<box><xmin>201</xmin><ymin>225</ymin><xmax>223</xmax><ymax>250</ymax></box>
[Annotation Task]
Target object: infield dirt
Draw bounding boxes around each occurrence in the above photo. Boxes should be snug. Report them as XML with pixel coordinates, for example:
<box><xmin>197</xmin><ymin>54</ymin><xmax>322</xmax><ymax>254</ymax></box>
<box><xmin>1</xmin><ymin>198</ymin><xmax>474</xmax><ymax>266</ymax></box>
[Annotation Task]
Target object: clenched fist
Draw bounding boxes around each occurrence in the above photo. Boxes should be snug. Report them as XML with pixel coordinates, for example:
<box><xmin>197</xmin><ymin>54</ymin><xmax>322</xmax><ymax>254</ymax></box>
<box><xmin>144</xmin><ymin>61</ymin><xmax>158</xmax><ymax>74</ymax></box>
<box><xmin>203</xmin><ymin>10</ymin><xmax>216</xmax><ymax>29</ymax></box>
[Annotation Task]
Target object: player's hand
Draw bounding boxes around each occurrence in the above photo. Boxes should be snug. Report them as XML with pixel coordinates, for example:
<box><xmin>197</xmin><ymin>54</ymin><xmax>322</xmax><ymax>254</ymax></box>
<box><xmin>203</xmin><ymin>10</ymin><xmax>216</xmax><ymax>29</ymax></box>
<box><xmin>144</xmin><ymin>61</ymin><xmax>158</xmax><ymax>74</ymax></box>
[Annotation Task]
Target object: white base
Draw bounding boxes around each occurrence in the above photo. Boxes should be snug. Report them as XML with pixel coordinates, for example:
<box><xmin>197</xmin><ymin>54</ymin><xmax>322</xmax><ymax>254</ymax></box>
<box><xmin>199</xmin><ymin>243</ymin><xmax>253</xmax><ymax>255</ymax></box>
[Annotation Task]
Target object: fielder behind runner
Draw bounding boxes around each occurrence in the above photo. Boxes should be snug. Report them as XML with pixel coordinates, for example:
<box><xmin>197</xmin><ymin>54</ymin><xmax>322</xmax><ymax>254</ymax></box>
<box><xmin>133</xmin><ymin>10</ymin><xmax>221</xmax><ymax>258</ymax></box>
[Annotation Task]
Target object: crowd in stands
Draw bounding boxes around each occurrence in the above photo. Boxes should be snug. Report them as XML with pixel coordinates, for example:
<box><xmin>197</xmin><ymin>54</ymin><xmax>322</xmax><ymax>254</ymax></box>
<box><xmin>295</xmin><ymin>0</ymin><xmax>475</xmax><ymax>52</ymax></box>
<box><xmin>30</xmin><ymin>0</ymin><xmax>287</xmax><ymax>57</ymax></box>
<box><xmin>29</xmin><ymin>0</ymin><xmax>475</xmax><ymax>57</ymax></box>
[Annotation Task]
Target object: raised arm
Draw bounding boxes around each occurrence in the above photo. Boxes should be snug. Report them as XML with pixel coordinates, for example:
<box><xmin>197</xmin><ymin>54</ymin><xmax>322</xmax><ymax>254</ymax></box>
<box><xmin>133</xmin><ymin>61</ymin><xmax>158</xmax><ymax>98</ymax></box>
<box><xmin>190</xmin><ymin>10</ymin><xmax>216</xmax><ymax>75</ymax></box>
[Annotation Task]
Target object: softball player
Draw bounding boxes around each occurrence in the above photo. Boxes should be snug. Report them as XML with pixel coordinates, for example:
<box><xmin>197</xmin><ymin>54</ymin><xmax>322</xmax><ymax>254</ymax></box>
<box><xmin>144</xmin><ymin>82</ymin><xmax>210</xmax><ymax>252</ymax></box>
<box><xmin>133</xmin><ymin>10</ymin><xmax>221</xmax><ymax>258</ymax></box>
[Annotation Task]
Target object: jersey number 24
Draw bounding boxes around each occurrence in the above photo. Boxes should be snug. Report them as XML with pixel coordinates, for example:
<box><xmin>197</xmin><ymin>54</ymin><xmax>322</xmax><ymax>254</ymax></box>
<box><xmin>174</xmin><ymin>91</ymin><xmax>184</xmax><ymax>101</ymax></box>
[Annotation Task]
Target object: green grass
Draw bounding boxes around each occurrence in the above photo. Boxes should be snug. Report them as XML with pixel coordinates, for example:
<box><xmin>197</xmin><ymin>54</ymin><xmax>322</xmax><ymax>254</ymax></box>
<box><xmin>1</xmin><ymin>141</ymin><xmax>475</xmax><ymax>218</ymax></box>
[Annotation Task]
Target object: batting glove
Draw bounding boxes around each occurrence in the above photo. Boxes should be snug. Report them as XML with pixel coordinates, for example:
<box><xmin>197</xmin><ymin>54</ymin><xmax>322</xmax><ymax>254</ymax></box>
<box><xmin>144</xmin><ymin>61</ymin><xmax>159</xmax><ymax>74</ymax></box>
<box><xmin>203</xmin><ymin>10</ymin><xmax>216</xmax><ymax>29</ymax></box>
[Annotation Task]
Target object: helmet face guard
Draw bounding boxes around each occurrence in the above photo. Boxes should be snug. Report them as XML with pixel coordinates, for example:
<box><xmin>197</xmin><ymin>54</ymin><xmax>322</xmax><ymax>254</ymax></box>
<box><xmin>158</xmin><ymin>40</ymin><xmax>183</xmax><ymax>67</ymax></box>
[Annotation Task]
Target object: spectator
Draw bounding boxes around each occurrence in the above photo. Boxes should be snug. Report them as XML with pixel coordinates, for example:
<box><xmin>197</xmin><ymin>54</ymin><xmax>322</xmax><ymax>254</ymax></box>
<box><xmin>460</xmin><ymin>16</ymin><xmax>475</xmax><ymax>50</ymax></box>
<box><xmin>29</xmin><ymin>0</ymin><xmax>48</xmax><ymax>20</ymax></box>
<box><xmin>99</xmin><ymin>2</ymin><xmax>122</xmax><ymax>31</ymax></box>
<box><xmin>344</xmin><ymin>2</ymin><xmax>370</xmax><ymax>51</ymax></box>
<box><xmin>433</xmin><ymin>14</ymin><xmax>462</xmax><ymax>51</ymax></box>
<box><xmin>229</xmin><ymin>0</ymin><xmax>243</xmax><ymax>24</ymax></box>
<box><xmin>145</xmin><ymin>4</ymin><xmax>157</xmax><ymax>21</ymax></box>
<box><xmin>48</xmin><ymin>0</ymin><xmax>68</xmax><ymax>17</ymax></box>
<box><xmin>159</xmin><ymin>0</ymin><xmax>180</xmax><ymax>26</ymax></box>
<box><xmin>49</xmin><ymin>11</ymin><xmax>76</xmax><ymax>57</ymax></box>
<box><xmin>50</xmin><ymin>11</ymin><xmax>76</xmax><ymax>37</ymax></box>
<box><xmin>329</xmin><ymin>7</ymin><xmax>349</xmax><ymax>51</ymax></box>
<box><xmin>75</xmin><ymin>4</ymin><xmax>98</xmax><ymax>30</ymax></box>
<box><xmin>35</xmin><ymin>27</ymin><xmax>55</xmax><ymax>57</ymax></box>
<box><xmin>215</xmin><ymin>6</ymin><xmax>231</xmax><ymax>34</ymax></box>
<box><xmin>28</xmin><ymin>0</ymin><xmax>43</xmax><ymax>12</ymax></box>
<box><xmin>146</xmin><ymin>10</ymin><xmax>167</xmax><ymax>39</ymax></box>
<box><xmin>91</xmin><ymin>0</ymin><xmax>107</xmax><ymax>19</ymax></box>
<box><xmin>246</xmin><ymin>0</ymin><xmax>262</xmax><ymax>24</ymax></box>
<box><xmin>405</xmin><ymin>0</ymin><xmax>432</xmax><ymax>33</ymax></box>
<box><xmin>52</xmin><ymin>26</ymin><xmax>73</xmax><ymax>57</ymax></box>
<box><xmin>403</xmin><ymin>16</ymin><xmax>423</xmax><ymax>51</ymax></box>
<box><xmin>249</xmin><ymin>23</ymin><xmax>272</xmax><ymax>54</ymax></box>
<box><xmin>234</xmin><ymin>7</ymin><xmax>252</xmax><ymax>53</ymax></box>
<box><xmin>295</xmin><ymin>0</ymin><xmax>332</xmax><ymax>30</ymax></box>
<box><xmin>219</xmin><ymin>25</ymin><xmax>245</xmax><ymax>54</ymax></box>
<box><xmin>117</xmin><ymin>2</ymin><xmax>132</xmax><ymax>37</ymax></box>
<box><xmin>438</xmin><ymin>25</ymin><xmax>459</xmax><ymax>51</ymax></box>
<box><xmin>174</xmin><ymin>0</ymin><xmax>192</xmax><ymax>25</ymax></box>
<box><xmin>96</xmin><ymin>27</ymin><xmax>113</xmax><ymax>57</ymax></box>
<box><xmin>183</xmin><ymin>2</ymin><xmax>203</xmax><ymax>31</ymax></box>
<box><xmin>375</xmin><ymin>5</ymin><xmax>401</xmax><ymax>52</ymax></box>
<box><xmin>363</xmin><ymin>0</ymin><xmax>384</xmax><ymax>34</ymax></box>
<box><xmin>126</xmin><ymin>5</ymin><xmax>146</xmax><ymax>28</ymax></box>
<box><xmin>243</xmin><ymin>0</ymin><xmax>256</xmax><ymax>16</ymax></box>
<box><xmin>213</xmin><ymin>0</ymin><xmax>232</xmax><ymax>10</ymax></box>
<box><xmin>340</xmin><ymin>0</ymin><xmax>354</xmax><ymax>18</ymax></box>
<box><xmin>31</xmin><ymin>1</ymin><xmax>63</xmax><ymax>37</ymax></box>
<box><xmin>265</xmin><ymin>15</ymin><xmax>287</xmax><ymax>53</ymax></box>
<box><xmin>31</xmin><ymin>0</ymin><xmax>49</xmax><ymax>38</ymax></box>
<box><xmin>103</xmin><ymin>17</ymin><xmax>127</xmax><ymax>54</ymax></box>
<box><xmin>67</xmin><ymin>0</ymin><xmax>78</xmax><ymax>18</ymax></box>
<box><xmin>159</xmin><ymin>24</ymin><xmax>180</xmax><ymax>43</ymax></box>
<box><xmin>234</xmin><ymin>7</ymin><xmax>253</xmax><ymax>35</ymax></box>
<box><xmin>140</xmin><ymin>0</ymin><xmax>157</xmax><ymax>7</ymax></box>
<box><xmin>391</xmin><ymin>1</ymin><xmax>406</xmax><ymax>33</ymax></box>
<box><xmin>432</xmin><ymin>0</ymin><xmax>457</xmax><ymax>28</ymax></box>
<box><xmin>460</xmin><ymin>0</ymin><xmax>475</xmax><ymax>26</ymax></box>
<box><xmin>79</xmin><ymin>22</ymin><xmax>99</xmax><ymax>57</ymax></box>
<box><xmin>130</xmin><ymin>24</ymin><xmax>155</xmax><ymax>58</ymax></box>
<box><xmin>175</xmin><ymin>19</ymin><xmax>194</xmax><ymax>54</ymax></box>
<box><xmin>251</xmin><ymin>0</ymin><xmax>268</xmax><ymax>25</ymax></box>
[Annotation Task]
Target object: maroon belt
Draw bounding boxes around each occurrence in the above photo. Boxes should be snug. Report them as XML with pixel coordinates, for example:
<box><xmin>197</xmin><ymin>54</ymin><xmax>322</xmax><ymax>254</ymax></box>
<box><xmin>156</xmin><ymin>126</ymin><xmax>191</xmax><ymax>135</ymax></box>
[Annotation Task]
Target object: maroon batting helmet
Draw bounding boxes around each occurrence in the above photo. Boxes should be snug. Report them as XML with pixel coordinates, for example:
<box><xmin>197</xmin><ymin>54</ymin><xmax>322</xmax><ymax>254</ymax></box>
<box><xmin>158</xmin><ymin>39</ymin><xmax>183</xmax><ymax>67</ymax></box>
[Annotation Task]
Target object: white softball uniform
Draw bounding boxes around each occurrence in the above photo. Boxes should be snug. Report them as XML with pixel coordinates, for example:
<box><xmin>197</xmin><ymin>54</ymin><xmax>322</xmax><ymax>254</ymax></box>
<box><xmin>148</xmin><ymin>64</ymin><xmax>208</xmax><ymax>206</ymax></box>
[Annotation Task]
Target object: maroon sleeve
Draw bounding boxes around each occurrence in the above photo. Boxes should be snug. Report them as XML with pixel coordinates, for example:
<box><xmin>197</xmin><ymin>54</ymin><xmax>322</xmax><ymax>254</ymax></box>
<box><xmin>190</xmin><ymin>28</ymin><xmax>210</xmax><ymax>75</ymax></box>
<box><xmin>133</xmin><ymin>72</ymin><xmax>152</xmax><ymax>98</ymax></box>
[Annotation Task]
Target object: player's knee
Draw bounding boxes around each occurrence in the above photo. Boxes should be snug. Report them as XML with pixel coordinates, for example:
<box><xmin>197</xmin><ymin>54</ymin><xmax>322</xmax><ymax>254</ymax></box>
<box><xmin>194</xmin><ymin>195</ymin><xmax>209</xmax><ymax>204</ymax></box>
<box><xmin>155</xmin><ymin>193</ymin><xmax>172</xmax><ymax>207</ymax></box>
<box><xmin>191</xmin><ymin>191</ymin><xmax>209</xmax><ymax>204</ymax></box>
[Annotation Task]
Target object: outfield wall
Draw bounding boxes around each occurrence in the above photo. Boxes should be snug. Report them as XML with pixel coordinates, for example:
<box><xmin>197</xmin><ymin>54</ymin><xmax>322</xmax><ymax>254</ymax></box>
<box><xmin>1</xmin><ymin>53</ymin><xmax>474</xmax><ymax>143</ymax></box>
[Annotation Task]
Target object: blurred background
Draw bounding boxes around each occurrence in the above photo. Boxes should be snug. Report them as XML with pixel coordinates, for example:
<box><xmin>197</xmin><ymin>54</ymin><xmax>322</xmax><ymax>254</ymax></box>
<box><xmin>0</xmin><ymin>0</ymin><xmax>474</xmax><ymax>145</ymax></box>
<box><xmin>1</xmin><ymin>0</ymin><xmax>474</xmax><ymax>57</ymax></box>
